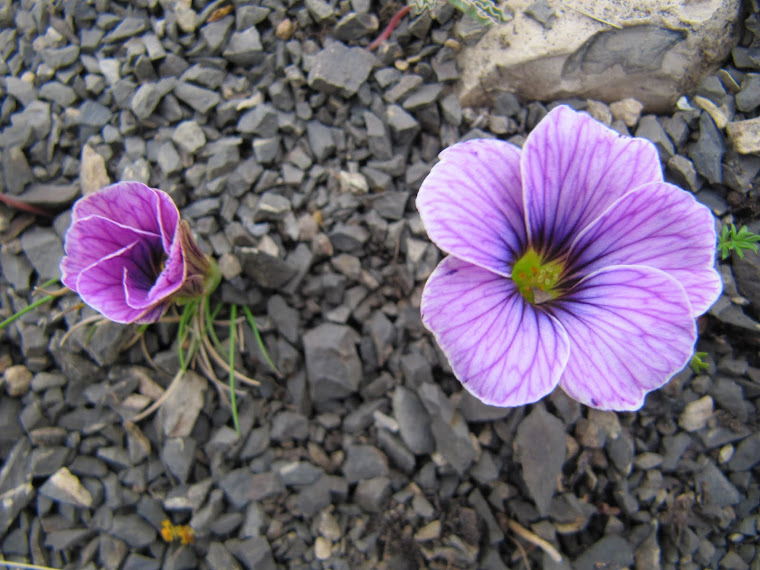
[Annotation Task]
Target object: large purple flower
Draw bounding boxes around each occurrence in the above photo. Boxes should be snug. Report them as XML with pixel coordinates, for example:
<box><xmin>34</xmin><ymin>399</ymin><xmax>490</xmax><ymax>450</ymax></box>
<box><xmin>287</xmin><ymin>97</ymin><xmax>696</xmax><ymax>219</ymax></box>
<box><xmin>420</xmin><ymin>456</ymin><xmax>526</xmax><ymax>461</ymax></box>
<box><xmin>417</xmin><ymin>106</ymin><xmax>722</xmax><ymax>411</ymax></box>
<box><xmin>60</xmin><ymin>182</ymin><xmax>218</xmax><ymax>324</ymax></box>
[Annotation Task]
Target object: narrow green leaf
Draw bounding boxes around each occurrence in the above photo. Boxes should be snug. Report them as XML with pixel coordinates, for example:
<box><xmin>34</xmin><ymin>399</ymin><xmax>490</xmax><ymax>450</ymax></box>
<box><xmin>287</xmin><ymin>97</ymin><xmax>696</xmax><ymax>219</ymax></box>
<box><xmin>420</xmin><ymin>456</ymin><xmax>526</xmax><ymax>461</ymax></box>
<box><xmin>229</xmin><ymin>304</ymin><xmax>240</xmax><ymax>434</ymax></box>
<box><xmin>0</xmin><ymin>294</ymin><xmax>56</xmax><ymax>330</ymax></box>
<box><xmin>242</xmin><ymin>305</ymin><xmax>281</xmax><ymax>378</ymax></box>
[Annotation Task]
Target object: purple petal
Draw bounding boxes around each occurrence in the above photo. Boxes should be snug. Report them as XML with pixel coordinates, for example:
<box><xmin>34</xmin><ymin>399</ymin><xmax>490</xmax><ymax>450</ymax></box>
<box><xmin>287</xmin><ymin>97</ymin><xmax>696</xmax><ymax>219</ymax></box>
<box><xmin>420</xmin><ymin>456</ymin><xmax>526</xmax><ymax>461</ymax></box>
<box><xmin>568</xmin><ymin>182</ymin><xmax>722</xmax><ymax>316</ymax></box>
<box><xmin>135</xmin><ymin>229</ymin><xmax>186</xmax><ymax>308</ymax></box>
<box><xmin>421</xmin><ymin>256</ymin><xmax>570</xmax><ymax>406</ymax></box>
<box><xmin>523</xmin><ymin>106</ymin><xmax>662</xmax><ymax>254</ymax></box>
<box><xmin>417</xmin><ymin>139</ymin><xmax>526</xmax><ymax>276</ymax></box>
<box><xmin>60</xmin><ymin>216</ymin><xmax>163</xmax><ymax>291</ymax></box>
<box><xmin>73</xmin><ymin>182</ymin><xmax>179</xmax><ymax>251</ymax></box>
<box><xmin>75</xmin><ymin>241</ymin><xmax>170</xmax><ymax>323</ymax></box>
<box><xmin>555</xmin><ymin>265</ymin><xmax>696</xmax><ymax>411</ymax></box>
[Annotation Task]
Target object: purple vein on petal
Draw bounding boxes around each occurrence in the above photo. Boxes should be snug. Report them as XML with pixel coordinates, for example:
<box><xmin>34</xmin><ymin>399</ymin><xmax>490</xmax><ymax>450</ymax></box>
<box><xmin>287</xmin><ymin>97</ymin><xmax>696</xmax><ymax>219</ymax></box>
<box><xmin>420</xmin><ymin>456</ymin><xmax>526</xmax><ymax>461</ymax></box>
<box><xmin>417</xmin><ymin>139</ymin><xmax>526</xmax><ymax>276</ymax></box>
<box><xmin>421</xmin><ymin>255</ymin><xmax>569</xmax><ymax>407</ymax></box>
<box><xmin>567</xmin><ymin>182</ymin><xmax>722</xmax><ymax>316</ymax></box>
<box><xmin>554</xmin><ymin>265</ymin><xmax>696</xmax><ymax>411</ymax></box>
<box><xmin>522</xmin><ymin>106</ymin><xmax>662</xmax><ymax>254</ymax></box>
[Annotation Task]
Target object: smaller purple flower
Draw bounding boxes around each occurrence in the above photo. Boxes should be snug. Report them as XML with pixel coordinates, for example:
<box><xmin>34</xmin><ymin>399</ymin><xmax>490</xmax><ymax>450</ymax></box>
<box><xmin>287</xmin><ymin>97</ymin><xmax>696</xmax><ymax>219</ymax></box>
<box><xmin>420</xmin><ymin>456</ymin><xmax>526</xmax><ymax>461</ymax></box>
<box><xmin>417</xmin><ymin>106</ymin><xmax>722</xmax><ymax>411</ymax></box>
<box><xmin>60</xmin><ymin>182</ymin><xmax>219</xmax><ymax>324</ymax></box>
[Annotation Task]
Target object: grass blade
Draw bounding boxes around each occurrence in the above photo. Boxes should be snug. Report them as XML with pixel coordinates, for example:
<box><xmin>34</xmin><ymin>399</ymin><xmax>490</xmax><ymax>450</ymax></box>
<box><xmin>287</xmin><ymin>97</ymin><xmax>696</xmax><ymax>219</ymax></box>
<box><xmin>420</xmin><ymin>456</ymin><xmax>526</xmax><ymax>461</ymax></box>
<box><xmin>242</xmin><ymin>305</ymin><xmax>281</xmax><ymax>378</ymax></box>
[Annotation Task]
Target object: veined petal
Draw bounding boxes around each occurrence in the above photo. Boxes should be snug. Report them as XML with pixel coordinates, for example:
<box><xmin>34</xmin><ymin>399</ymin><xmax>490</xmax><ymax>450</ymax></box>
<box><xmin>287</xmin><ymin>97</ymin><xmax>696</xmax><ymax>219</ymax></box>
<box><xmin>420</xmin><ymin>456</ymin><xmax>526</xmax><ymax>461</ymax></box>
<box><xmin>523</xmin><ymin>106</ymin><xmax>662</xmax><ymax>254</ymax></box>
<box><xmin>421</xmin><ymin>256</ymin><xmax>570</xmax><ymax>407</ymax></box>
<box><xmin>417</xmin><ymin>139</ymin><xmax>526</xmax><ymax>276</ymax></box>
<box><xmin>76</xmin><ymin>241</ymin><xmax>168</xmax><ymax>323</ymax></box>
<box><xmin>567</xmin><ymin>182</ymin><xmax>722</xmax><ymax>316</ymax></box>
<box><xmin>137</xmin><ymin>229</ymin><xmax>186</xmax><ymax>308</ymax></box>
<box><xmin>60</xmin><ymin>216</ymin><xmax>163</xmax><ymax>289</ymax></box>
<box><xmin>554</xmin><ymin>265</ymin><xmax>696</xmax><ymax>411</ymax></box>
<box><xmin>73</xmin><ymin>182</ymin><xmax>179</xmax><ymax>245</ymax></box>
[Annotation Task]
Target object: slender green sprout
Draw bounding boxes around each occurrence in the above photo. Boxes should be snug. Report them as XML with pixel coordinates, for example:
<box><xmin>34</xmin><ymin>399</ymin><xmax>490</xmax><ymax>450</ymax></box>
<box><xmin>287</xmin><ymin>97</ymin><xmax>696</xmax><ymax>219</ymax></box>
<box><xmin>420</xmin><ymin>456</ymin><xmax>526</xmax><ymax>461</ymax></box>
<box><xmin>718</xmin><ymin>223</ymin><xmax>760</xmax><ymax>260</ymax></box>
<box><xmin>242</xmin><ymin>305</ymin><xmax>281</xmax><ymax>378</ymax></box>
<box><xmin>229</xmin><ymin>304</ymin><xmax>240</xmax><ymax>433</ymax></box>
<box><xmin>690</xmin><ymin>352</ymin><xmax>710</xmax><ymax>374</ymax></box>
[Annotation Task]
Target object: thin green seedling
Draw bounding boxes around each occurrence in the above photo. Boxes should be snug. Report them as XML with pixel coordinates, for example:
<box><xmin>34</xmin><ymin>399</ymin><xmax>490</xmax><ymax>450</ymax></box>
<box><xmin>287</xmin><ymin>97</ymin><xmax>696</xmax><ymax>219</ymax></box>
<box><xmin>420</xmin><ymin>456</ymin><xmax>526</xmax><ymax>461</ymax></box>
<box><xmin>718</xmin><ymin>223</ymin><xmax>760</xmax><ymax>260</ymax></box>
<box><xmin>229</xmin><ymin>303</ymin><xmax>240</xmax><ymax>433</ymax></box>
<box><xmin>0</xmin><ymin>278</ymin><xmax>62</xmax><ymax>330</ymax></box>
<box><xmin>177</xmin><ymin>300</ymin><xmax>200</xmax><ymax>372</ymax></box>
<box><xmin>242</xmin><ymin>305</ymin><xmax>281</xmax><ymax>378</ymax></box>
<box><xmin>690</xmin><ymin>352</ymin><xmax>710</xmax><ymax>374</ymax></box>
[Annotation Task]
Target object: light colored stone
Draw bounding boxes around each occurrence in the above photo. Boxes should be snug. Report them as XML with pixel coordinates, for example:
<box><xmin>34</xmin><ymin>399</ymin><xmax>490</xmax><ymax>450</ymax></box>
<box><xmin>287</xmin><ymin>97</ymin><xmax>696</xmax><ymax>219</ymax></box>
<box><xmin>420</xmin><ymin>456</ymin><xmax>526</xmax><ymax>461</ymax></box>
<box><xmin>414</xmin><ymin>520</ymin><xmax>441</xmax><ymax>542</ymax></box>
<box><xmin>314</xmin><ymin>536</ymin><xmax>332</xmax><ymax>560</ymax></box>
<box><xmin>79</xmin><ymin>144</ymin><xmax>110</xmax><ymax>196</ymax></box>
<box><xmin>458</xmin><ymin>0</ymin><xmax>742</xmax><ymax>112</ymax></box>
<box><xmin>39</xmin><ymin>468</ymin><xmax>93</xmax><ymax>507</ymax></box>
<box><xmin>610</xmin><ymin>98</ymin><xmax>645</xmax><ymax>127</ymax></box>
<box><xmin>586</xmin><ymin>99</ymin><xmax>612</xmax><ymax>125</ymax></box>
<box><xmin>679</xmin><ymin>395</ymin><xmax>713</xmax><ymax>432</ymax></box>
<box><xmin>159</xmin><ymin>370</ymin><xmax>207</xmax><ymax>438</ymax></box>
<box><xmin>694</xmin><ymin>95</ymin><xmax>731</xmax><ymax>129</ymax></box>
<box><xmin>726</xmin><ymin>117</ymin><xmax>760</xmax><ymax>154</ymax></box>
<box><xmin>3</xmin><ymin>365</ymin><xmax>33</xmax><ymax>397</ymax></box>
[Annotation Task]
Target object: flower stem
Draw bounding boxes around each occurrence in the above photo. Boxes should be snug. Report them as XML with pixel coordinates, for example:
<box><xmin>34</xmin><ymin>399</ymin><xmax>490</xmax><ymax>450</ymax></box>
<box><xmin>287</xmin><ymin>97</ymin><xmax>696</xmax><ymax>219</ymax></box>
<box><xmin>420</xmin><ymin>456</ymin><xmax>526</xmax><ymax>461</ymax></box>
<box><xmin>229</xmin><ymin>304</ymin><xmax>240</xmax><ymax>434</ymax></box>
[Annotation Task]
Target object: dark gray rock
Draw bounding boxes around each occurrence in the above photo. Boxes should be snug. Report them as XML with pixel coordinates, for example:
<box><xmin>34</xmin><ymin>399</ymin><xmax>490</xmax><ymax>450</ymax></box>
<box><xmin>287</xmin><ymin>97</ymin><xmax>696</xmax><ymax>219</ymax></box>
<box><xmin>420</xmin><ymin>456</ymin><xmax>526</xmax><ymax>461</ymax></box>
<box><xmin>364</xmin><ymin>111</ymin><xmax>393</xmax><ymax>160</ymax></box>
<box><xmin>131</xmin><ymin>83</ymin><xmax>163</xmax><ymax>120</ymax></box>
<box><xmin>172</xmin><ymin>120</ymin><xmax>206</xmax><ymax>154</ymax></box>
<box><xmin>458</xmin><ymin>389</ymin><xmax>510</xmax><ymax>422</ymax></box>
<box><xmin>574</xmin><ymin>535</ymin><xmax>634</xmax><ymax>570</ymax></box>
<box><xmin>5</xmin><ymin>77</ymin><xmax>37</xmax><ymax>107</ymax></box>
<box><xmin>392</xmin><ymin>386</ymin><xmax>435</xmax><ymax>455</ymax></box>
<box><xmin>39</xmin><ymin>81</ymin><xmax>77</xmax><ymax>107</ymax></box>
<box><xmin>174</xmin><ymin>82</ymin><xmax>220</xmax><ymax>114</ymax></box>
<box><xmin>688</xmin><ymin>111</ymin><xmax>725</xmax><ymax>185</ymax></box>
<box><xmin>696</xmin><ymin>460</ymin><xmax>740</xmax><ymax>507</ymax></box>
<box><xmin>223</xmin><ymin>28</ymin><xmax>264</xmax><ymax>65</ymax></box>
<box><xmin>514</xmin><ymin>405</ymin><xmax>565</xmax><ymax>515</ymax></box>
<box><xmin>20</xmin><ymin>227</ymin><xmax>63</xmax><ymax>282</ymax></box>
<box><xmin>334</xmin><ymin>12</ymin><xmax>379</xmax><ymax>41</ymax></box>
<box><xmin>207</xmin><ymin>542</ymin><xmax>242</xmax><ymax>570</ymax></box>
<box><xmin>386</xmin><ymin>104</ymin><xmax>420</xmax><ymax>144</ymax></box>
<box><xmin>729</xmin><ymin>433</ymin><xmax>760</xmax><ymax>471</ymax></box>
<box><xmin>160</xmin><ymin>437</ymin><xmax>196</xmax><ymax>484</ymax></box>
<box><xmin>736</xmin><ymin>73</ymin><xmax>760</xmax><ymax>112</ymax></box>
<box><xmin>635</xmin><ymin>115</ymin><xmax>674</xmax><ymax>160</ymax></box>
<box><xmin>270</xmin><ymin>410</ymin><xmax>309</xmax><ymax>442</ymax></box>
<box><xmin>732</xmin><ymin>248</ymin><xmax>760</xmax><ymax>307</ymax></box>
<box><xmin>343</xmin><ymin>445</ymin><xmax>389</xmax><ymax>483</ymax></box>
<box><xmin>307</xmin><ymin>41</ymin><xmax>376</xmax><ymax>97</ymax></box>
<box><xmin>78</xmin><ymin>100</ymin><xmax>112</xmax><ymax>127</ymax></box>
<box><xmin>225</xmin><ymin>537</ymin><xmax>276</xmax><ymax>570</ymax></box>
<box><xmin>303</xmin><ymin>323</ymin><xmax>361</xmax><ymax>401</ymax></box>
<box><xmin>306</xmin><ymin>121</ymin><xmax>336</xmax><ymax>161</ymax></box>
<box><xmin>354</xmin><ymin>476</ymin><xmax>391</xmax><ymax>512</ymax></box>
<box><xmin>104</xmin><ymin>17</ymin><xmax>146</xmax><ymax>42</ymax></box>
<box><xmin>238</xmin><ymin>104</ymin><xmax>278</xmax><ymax>137</ymax></box>
<box><xmin>237</xmin><ymin>246</ymin><xmax>296</xmax><ymax>288</ymax></box>
<box><xmin>3</xmin><ymin>146</ymin><xmax>33</xmax><ymax>195</ymax></box>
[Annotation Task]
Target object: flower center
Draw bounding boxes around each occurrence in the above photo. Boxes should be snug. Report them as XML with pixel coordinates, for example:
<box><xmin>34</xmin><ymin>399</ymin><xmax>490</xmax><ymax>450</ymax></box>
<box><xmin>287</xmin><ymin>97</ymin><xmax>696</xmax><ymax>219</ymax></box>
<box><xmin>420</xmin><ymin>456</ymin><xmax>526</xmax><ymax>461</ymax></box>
<box><xmin>511</xmin><ymin>248</ymin><xmax>564</xmax><ymax>304</ymax></box>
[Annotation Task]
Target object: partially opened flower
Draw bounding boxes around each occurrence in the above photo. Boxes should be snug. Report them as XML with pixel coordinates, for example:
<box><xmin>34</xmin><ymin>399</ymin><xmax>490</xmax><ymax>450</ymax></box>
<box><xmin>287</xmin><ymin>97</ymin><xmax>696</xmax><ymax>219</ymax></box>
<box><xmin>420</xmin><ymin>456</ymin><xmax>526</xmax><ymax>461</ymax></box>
<box><xmin>417</xmin><ymin>106</ymin><xmax>722</xmax><ymax>411</ymax></box>
<box><xmin>60</xmin><ymin>181</ymin><xmax>219</xmax><ymax>324</ymax></box>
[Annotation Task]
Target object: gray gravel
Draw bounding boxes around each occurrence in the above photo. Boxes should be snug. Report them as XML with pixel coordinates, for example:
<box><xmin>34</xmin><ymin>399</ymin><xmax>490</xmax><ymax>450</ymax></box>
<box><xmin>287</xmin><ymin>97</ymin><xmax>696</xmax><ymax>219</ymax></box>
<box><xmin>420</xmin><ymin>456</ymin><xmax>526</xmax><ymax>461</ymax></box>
<box><xmin>0</xmin><ymin>1</ymin><xmax>759</xmax><ymax>569</ymax></box>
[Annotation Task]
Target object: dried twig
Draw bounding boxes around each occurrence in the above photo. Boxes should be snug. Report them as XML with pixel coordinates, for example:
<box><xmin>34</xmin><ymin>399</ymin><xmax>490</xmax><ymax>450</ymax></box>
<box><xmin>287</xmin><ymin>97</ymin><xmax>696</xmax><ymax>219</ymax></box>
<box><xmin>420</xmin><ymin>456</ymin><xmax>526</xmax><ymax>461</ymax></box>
<box><xmin>507</xmin><ymin>519</ymin><xmax>563</xmax><ymax>563</ymax></box>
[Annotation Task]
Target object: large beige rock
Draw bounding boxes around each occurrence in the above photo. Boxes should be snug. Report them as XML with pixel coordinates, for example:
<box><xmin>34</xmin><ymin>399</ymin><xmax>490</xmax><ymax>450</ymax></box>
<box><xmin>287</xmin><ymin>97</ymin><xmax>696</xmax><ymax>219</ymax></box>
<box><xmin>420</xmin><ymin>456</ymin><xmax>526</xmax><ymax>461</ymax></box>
<box><xmin>458</xmin><ymin>0</ymin><xmax>742</xmax><ymax>112</ymax></box>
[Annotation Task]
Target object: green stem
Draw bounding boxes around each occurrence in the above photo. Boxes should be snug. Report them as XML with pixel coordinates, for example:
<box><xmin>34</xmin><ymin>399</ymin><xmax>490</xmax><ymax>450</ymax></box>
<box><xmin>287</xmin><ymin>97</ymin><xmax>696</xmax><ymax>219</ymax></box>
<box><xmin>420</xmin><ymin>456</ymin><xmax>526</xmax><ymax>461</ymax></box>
<box><xmin>229</xmin><ymin>304</ymin><xmax>240</xmax><ymax>433</ymax></box>
<box><xmin>242</xmin><ymin>305</ymin><xmax>281</xmax><ymax>378</ymax></box>
<box><xmin>0</xmin><ymin>294</ymin><xmax>55</xmax><ymax>330</ymax></box>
